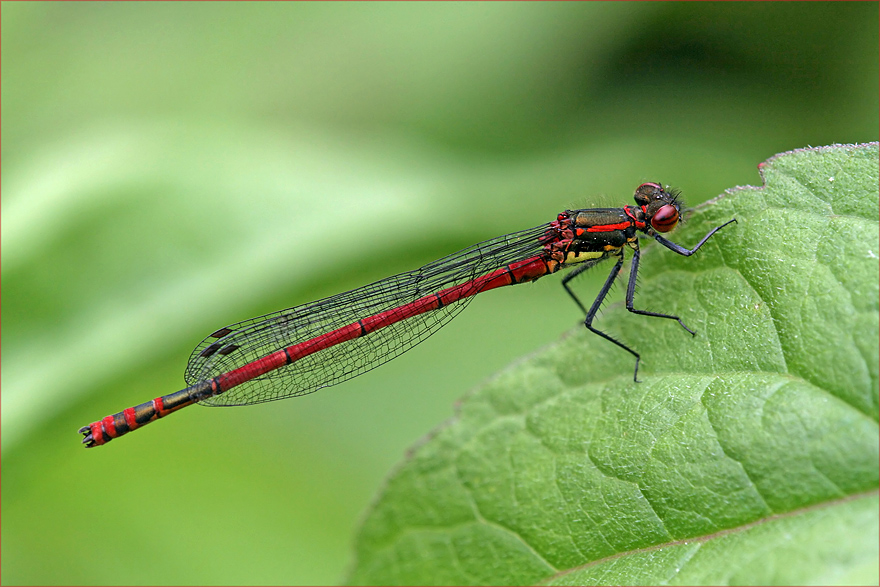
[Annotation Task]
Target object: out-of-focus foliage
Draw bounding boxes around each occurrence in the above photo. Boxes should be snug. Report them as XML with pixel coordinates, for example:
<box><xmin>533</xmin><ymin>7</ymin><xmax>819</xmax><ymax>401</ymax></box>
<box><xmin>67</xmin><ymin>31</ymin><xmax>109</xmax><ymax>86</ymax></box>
<box><xmin>2</xmin><ymin>3</ymin><xmax>877</xmax><ymax>585</ymax></box>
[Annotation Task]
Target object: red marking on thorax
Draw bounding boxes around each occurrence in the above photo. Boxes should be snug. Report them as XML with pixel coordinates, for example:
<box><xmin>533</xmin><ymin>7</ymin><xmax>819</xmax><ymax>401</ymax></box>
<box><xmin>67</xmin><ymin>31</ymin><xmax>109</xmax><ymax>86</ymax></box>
<box><xmin>586</xmin><ymin>221</ymin><xmax>630</xmax><ymax>233</ymax></box>
<box><xmin>624</xmin><ymin>207</ymin><xmax>646</xmax><ymax>229</ymax></box>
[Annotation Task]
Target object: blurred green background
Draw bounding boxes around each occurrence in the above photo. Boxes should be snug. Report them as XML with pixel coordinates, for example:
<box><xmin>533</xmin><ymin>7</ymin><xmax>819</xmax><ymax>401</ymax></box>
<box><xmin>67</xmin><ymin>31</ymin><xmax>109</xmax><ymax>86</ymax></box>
<box><xmin>2</xmin><ymin>2</ymin><xmax>877</xmax><ymax>585</ymax></box>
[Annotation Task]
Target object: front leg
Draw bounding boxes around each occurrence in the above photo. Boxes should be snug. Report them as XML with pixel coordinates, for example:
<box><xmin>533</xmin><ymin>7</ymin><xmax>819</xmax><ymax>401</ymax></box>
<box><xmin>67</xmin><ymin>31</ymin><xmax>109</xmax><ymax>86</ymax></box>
<box><xmin>654</xmin><ymin>218</ymin><xmax>737</xmax><ymax>256</ymax></box>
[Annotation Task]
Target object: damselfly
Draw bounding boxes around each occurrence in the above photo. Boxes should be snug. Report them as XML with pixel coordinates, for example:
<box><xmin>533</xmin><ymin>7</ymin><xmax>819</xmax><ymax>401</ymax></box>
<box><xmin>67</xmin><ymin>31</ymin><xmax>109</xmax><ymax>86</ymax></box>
<box><xmin>80</xmin><ymin>182</ymin><xmax>736</xmax><ymax>447</ymax></box>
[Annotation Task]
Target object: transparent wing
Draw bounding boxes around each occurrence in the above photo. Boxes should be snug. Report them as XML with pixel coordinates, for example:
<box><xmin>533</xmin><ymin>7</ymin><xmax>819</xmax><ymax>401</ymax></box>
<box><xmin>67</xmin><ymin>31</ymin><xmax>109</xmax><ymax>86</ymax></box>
<box><xmin>185</xmin><ymin>222</ymin><xmax>553</xmax><ymax>406</ymax></box>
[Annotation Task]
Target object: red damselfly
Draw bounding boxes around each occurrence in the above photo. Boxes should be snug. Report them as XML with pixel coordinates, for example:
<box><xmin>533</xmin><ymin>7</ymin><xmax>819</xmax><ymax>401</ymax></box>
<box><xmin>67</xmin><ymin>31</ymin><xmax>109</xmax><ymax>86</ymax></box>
<box><xmin>80</xmin><ymin>182</ymin><xmax>736</xmax><ymax>447</ymax></box>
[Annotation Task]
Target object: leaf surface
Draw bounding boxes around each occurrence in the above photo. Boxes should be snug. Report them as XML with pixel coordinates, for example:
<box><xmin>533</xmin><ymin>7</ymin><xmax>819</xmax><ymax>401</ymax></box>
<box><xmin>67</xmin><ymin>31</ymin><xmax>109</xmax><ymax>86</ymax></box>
<box><xmin>348</xmin><ymin>143</ymin><xmax>880</xmax><ymax>586</ymax></box>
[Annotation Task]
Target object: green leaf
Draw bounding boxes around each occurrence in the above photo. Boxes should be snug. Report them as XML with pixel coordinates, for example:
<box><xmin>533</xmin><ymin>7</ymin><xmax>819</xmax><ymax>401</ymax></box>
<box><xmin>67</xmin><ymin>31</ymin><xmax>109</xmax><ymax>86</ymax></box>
<box><xmin>347</xmin><ymin>143</ymin><xmax>880</xmax><ymax>586</ymax></box>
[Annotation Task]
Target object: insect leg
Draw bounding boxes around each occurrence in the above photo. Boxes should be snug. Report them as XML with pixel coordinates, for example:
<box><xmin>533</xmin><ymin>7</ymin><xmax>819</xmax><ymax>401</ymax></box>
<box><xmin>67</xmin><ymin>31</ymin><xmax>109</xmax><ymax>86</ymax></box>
<box><xmin>625</xmin><ymin>246</ymin><xmax>696</xmax><ymax>335</ymax></box>
<box><xmin>560</xmin><ymin>262</ymin><xmax>595</xmax><ymax>315</ymax></box>
<box><xmin>654</xmin><ymin>218</ymin><xmax>737</xmax><ymax>256</ymax></box>
<box><xmin>563</xmin><ymin>252</ymin><xmax>642</xmax><ymax>382</ymax></box>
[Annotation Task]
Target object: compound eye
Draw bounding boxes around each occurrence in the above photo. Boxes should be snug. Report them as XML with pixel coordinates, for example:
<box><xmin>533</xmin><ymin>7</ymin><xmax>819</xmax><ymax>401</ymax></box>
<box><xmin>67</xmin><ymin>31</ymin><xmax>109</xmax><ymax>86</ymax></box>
<box><xmin>651</xmin><ymin>204</ymin><xmax>679</xmax><ymax>232</ymax></box>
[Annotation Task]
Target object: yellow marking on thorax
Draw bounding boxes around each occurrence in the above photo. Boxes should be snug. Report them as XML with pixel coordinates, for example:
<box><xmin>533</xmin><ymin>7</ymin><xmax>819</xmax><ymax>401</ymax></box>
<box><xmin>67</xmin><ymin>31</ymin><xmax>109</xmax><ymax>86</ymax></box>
<box><xmin>563</xmin><ymin>250</ymin><xmax>607</xmax><ymax>265</ymax></box>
